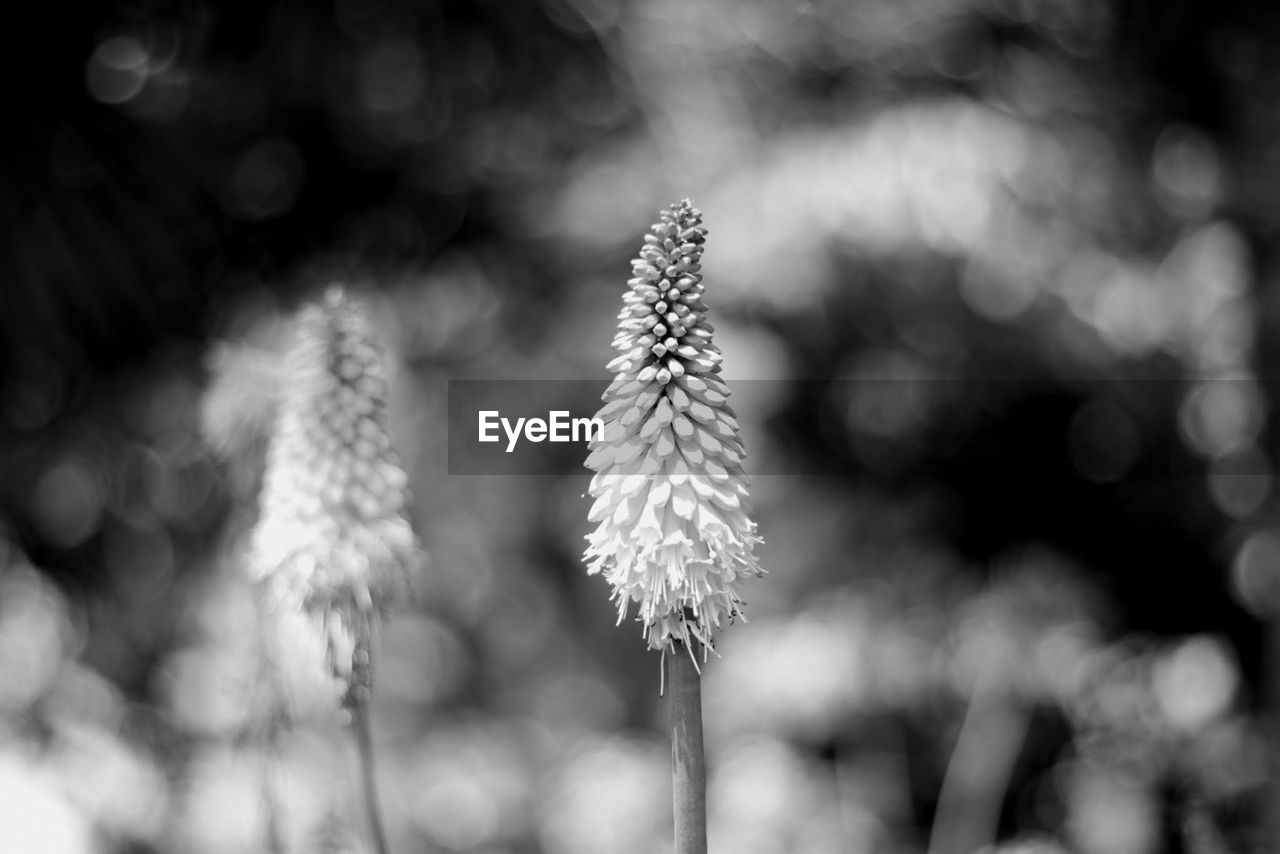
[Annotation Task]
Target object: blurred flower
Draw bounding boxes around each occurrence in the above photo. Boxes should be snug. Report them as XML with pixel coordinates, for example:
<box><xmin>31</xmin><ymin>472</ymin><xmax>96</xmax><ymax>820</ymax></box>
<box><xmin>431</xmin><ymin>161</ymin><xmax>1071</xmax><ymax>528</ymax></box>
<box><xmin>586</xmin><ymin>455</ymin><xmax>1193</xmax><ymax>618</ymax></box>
<box><xmin>201</xmin><ymin>339</ymin><xmax>285</xmax><ymax>464</ymax></box>
<box><xmin>405</xmin><ymin>722</ymin><xmax>535</xmax><ymax>849</ymax></box>
<box><xmin>1150</xmin><ymin>635</ymin><xmax>1238</xmax><ymax>733</ymax></box>
<box><xmin>0</xmin><ymin>753</ymin><xmax>93</xmax><ymax>854</ymax></box>
<box><xmin>249</xmin><ymin>286</ymin><xmax>421</xmax><ymax>703</ymax></box>
<box><xmin>200</xmin><ymin>321</ymin><xmax>292</xmax><ymax>515</ymax></box>
<box><xmin>48</xmin><ymin>721</ymin><xmax>168</xmax><ymax>845</ymax></box>
<box><xmin>1062</xmin><ymin>761</ymin><xmax>1159</xmax><ymax>854</ymax></box>
<box><xmin>0</xmin><ymin>562</ymin><xmax>77</xmax><ymax>713</ymax></box>
<box><xmin>173</xmin><ymin>747</ymin><xmax>273</xmax><ymax>854</ymax></box>
<box><xmin>538</xmin><ymin>734</ymin><xmax>670</xmax><ymax>854</ymax></box>
<box><xmin>584</xmin><ymin>200</ymin><xmax>762</xmax><ymax>653</ymax></box>
<box><xmin>709</xmin><ymin>735</ymin><xmax>880</xmax><ymax>854</ymax></box>
<box><xmin>951</xmin><ymin>551</ymin><xmax>1106</xmax><ymax>700</ymax></box>
<box><xmin>705</xmin><ymin>606</ymin><xmax>868</xmax><ymax>740</ymax></box>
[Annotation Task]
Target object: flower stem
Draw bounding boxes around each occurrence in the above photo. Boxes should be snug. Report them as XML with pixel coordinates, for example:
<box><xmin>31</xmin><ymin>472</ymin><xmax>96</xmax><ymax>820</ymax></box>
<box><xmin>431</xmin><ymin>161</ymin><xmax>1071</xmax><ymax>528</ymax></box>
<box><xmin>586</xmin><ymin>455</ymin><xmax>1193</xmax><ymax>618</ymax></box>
<box><xmin>670</xmin><ymin>642</ymin><xmax>707</xmax><ymax>854</ymax></box>
<box><xmin>347</xmin><ymin>619</ymin><xmax>392</xmax><ymax>854</ymax></box>
<box><xmin>261</xmin><ymin>718</ymin><xmax>286</xmax><ymax>854</ymax></box>
<box><xmin>926</xmin><ymin>679</ymin><xmax>1029</xmax><ymax>854</ymax></box>
<box><xmin>256</xmin><ymin>602</ymin><xmax>286</xmax><ymax>854</ymax></box>
<box><xmin>351</xmin><ymin>698</ymin><xmax>391</xmax><ymax>854</ymax></box>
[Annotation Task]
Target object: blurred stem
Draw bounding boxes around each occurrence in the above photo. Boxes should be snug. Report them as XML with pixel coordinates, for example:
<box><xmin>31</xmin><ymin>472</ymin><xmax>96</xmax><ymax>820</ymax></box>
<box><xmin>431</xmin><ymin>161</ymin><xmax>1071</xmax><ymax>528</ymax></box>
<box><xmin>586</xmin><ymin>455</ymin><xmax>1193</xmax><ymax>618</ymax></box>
<box><xmin>348</xmin><ymin>616</ymin><xmax>392</xmax><ymax>854</ymax></box>
<box><xmin>352</xmin><ymin>698</ymin><xmax>391</xmax><ymax>854</ymax></box>
<box><xmin>262</xmin><ymin>711</ymin><xmax>286</xmax><ymax>854</ymax></box>
<box><xmin>1266</xmin><ymin>618</ymin><xmax>1280</xmax><ymax>852</ymax></box>
<box><xmin>926</xmin><ymin>678</ymin><xmax>1029</xmax><ymax>854</ymax></box>
<box><xmin>256</xmin><ymin>602</ymin><xmax>286</xmax><ymax>854</ymax></box>
<box><xmin>670</xmin><ymin>642</ymin><xmax>707</xmax><ymax>854</ymax></box>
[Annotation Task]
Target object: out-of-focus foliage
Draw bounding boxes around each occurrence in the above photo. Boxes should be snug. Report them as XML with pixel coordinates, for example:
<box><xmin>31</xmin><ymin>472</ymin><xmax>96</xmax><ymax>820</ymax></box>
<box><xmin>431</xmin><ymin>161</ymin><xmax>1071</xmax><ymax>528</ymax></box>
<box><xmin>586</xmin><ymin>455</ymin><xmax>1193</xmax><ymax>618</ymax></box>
<box><xmin>3</xmin><ymin>0</ymin><xmax>1279</xmax><ymax>851</ymax></box>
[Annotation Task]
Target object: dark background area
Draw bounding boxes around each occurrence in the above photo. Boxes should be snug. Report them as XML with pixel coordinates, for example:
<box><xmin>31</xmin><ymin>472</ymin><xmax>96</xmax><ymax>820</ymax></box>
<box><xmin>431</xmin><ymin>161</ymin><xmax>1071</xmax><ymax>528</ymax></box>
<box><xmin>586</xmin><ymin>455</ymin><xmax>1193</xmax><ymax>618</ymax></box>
<box><xmin>1</xmin><ymin>0</ymin><xmax>1279</xmax><ymax>852</ymax></box>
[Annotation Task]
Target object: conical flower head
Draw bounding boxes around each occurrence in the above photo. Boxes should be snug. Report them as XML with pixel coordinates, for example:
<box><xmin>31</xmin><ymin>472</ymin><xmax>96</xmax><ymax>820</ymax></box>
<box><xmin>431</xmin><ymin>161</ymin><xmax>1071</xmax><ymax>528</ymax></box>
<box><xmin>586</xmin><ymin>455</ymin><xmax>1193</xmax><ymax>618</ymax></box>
<box><xmin>584</xmin><ymin>200</ymin><xmax>763</xmax><ymax>654</ymax></box>
<box><xmin>249</xmin><ymin>287</ymin><xmax>418</xmax><ymax>688</ymax></box>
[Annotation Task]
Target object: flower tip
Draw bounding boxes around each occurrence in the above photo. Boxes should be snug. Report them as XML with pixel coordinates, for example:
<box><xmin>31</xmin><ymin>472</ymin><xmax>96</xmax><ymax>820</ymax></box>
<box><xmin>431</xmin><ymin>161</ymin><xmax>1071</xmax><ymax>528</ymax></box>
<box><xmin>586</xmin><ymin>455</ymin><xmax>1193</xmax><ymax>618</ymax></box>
<box><xmin>323</xmin><ymin>282</ymin><xmax>348</xmax><ymax>307</ymax></box>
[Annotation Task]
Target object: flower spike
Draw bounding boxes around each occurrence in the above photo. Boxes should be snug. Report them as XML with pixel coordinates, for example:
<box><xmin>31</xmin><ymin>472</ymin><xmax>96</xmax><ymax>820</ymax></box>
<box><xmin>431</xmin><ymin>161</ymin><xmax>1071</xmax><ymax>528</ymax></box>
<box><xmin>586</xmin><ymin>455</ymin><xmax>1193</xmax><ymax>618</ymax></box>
<box><xmin>249</xmin><ymin>285</ymin><xmax>419</xmax><ymax>705</ymax></box>
<box><xmin>584</xmin><ymin>200</ymin><xmax>763</xmax><ymax>656</ymax></box>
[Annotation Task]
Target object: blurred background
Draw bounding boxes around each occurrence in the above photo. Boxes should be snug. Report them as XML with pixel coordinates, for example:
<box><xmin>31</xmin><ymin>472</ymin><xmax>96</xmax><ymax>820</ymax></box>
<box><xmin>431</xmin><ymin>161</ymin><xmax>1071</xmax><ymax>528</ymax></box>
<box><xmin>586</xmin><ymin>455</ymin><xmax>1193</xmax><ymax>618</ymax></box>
<box><xmin>2</xmin><ymin>0</ymin><xmax>1279</xmax><ymax>851</ymax></box>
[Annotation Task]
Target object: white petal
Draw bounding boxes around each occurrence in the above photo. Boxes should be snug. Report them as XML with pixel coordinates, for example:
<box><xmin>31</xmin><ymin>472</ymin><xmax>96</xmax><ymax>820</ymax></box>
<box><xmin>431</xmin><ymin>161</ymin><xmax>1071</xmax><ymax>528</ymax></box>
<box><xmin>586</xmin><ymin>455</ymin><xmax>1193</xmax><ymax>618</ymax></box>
<box><xmin>671</xmin><ymin>487</ymin><xmax>696</xmax><ymax>519</ymax></box>
<box><xmin>689</xmin><ymin>475</ymin><xmax>714</xmax><ymax>498</ymax></box>
<box><xmin>588</xmin><ymin>492</ymin><xmax>614</xmax><ymax>522</ymax></box>
<box><xmin>655</xmin><ymin>429</ymin><xmax>676</xmax><ymax>457</ymax></box>
<box><xmin>687</xmin><ymin>400</ymin><xmax>715</xmax><ymax>423</ymax></box>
